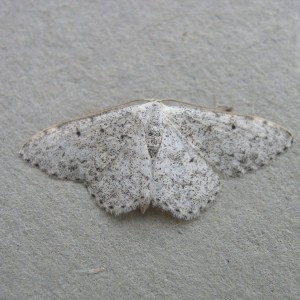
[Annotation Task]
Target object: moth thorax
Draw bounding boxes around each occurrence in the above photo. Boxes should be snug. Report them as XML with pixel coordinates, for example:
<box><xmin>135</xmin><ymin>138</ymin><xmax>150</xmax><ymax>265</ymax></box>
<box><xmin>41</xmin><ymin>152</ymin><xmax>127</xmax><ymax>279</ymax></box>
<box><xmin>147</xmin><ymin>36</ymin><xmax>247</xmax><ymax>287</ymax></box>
<box><xmin>146</xmin><ymin>125</ymin><xmax>163</xmax><ymax>158</ymax></box>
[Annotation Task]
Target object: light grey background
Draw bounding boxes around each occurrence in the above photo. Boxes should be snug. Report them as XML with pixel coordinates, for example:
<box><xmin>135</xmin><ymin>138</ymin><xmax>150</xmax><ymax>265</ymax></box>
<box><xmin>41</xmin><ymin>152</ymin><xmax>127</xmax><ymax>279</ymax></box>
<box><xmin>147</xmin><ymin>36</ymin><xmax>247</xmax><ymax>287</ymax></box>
<box><xmin>1</xmin><ymin>1</ymin><xmax>299</xmax><ymax>299</ymax></box>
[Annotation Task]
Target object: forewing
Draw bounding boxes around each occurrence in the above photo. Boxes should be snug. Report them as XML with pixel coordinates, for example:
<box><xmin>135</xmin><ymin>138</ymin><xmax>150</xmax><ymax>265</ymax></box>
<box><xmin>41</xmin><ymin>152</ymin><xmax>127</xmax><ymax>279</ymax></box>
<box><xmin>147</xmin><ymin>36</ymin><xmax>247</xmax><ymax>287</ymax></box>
<box><xmin>153</xmin><ymin>126</ymin><xmax>220</xmax><ymax>220</ymax></box>
<box><xmin>20</xmin><ymin>106</ymin><xmax>140</xmax><ymax>182</ymax></box>
<box><xmin>165</xmin><ymin>106</ymin><xmax>293</xmax><ymax>177</ymax></box>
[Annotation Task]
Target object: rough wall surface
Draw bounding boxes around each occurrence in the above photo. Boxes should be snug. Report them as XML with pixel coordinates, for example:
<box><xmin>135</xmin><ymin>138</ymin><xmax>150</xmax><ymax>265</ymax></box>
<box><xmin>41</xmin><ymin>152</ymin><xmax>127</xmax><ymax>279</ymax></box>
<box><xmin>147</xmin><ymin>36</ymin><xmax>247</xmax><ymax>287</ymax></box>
<box><xmin>1</xmin><ymin>1</ymin><xmax>299</xmax><ymax>299</ymax></box>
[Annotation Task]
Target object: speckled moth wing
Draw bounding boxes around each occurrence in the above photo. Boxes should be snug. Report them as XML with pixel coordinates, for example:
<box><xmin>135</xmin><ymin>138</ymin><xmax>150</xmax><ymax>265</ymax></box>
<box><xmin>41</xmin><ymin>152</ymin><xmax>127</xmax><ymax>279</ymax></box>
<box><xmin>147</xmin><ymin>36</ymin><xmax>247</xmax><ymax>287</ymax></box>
<box><xmin>152</xmin><ymin>125</ymin><xmax>220</xmax><ymax>220</ymax></box>
<box><xmin>86</xmin><ymin>123</ymin><xmax>153</xmax><ymax>215</ymax></box>
<box><xmin>20</xmin><ymin>104</ymin><xmax>142</xmax><ymax>182</ymax></box>
<box><xmin>165</xmin><ymin>104</ymin><xmax>293</xmax><ymax>177</ymax></box>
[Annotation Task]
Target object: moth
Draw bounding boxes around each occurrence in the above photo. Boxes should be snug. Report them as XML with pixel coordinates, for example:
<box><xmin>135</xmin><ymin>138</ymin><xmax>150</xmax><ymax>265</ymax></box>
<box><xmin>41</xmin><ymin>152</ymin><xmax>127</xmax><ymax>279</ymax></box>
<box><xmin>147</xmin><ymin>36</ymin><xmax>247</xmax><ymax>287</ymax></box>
<box><xmin>20</xmin><ymin>100</ymin><xmax>293</xmax><ymax>220</ymax></box>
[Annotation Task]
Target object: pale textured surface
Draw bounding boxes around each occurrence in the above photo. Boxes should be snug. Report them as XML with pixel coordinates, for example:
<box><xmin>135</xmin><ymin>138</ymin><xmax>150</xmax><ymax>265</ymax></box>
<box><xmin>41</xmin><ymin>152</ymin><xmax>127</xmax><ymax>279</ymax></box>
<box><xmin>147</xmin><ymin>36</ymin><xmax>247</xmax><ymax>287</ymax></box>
<box><xmin>1</xmin><ymin>1</ymin><xmax>300</xmax><ymax>299</ymax></box>
<box><xmin>20</xmin><ymin>101</ymin><xmax>292</xmax><ymax>220</ymax></box>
